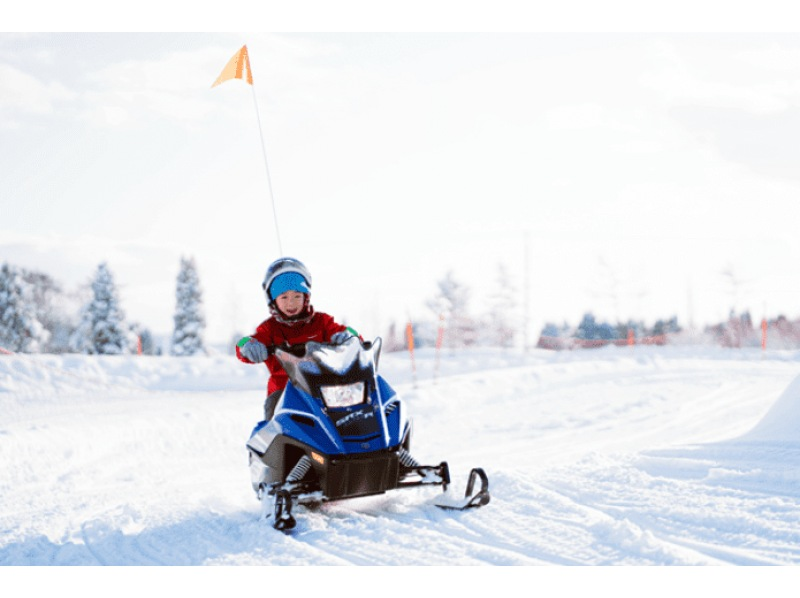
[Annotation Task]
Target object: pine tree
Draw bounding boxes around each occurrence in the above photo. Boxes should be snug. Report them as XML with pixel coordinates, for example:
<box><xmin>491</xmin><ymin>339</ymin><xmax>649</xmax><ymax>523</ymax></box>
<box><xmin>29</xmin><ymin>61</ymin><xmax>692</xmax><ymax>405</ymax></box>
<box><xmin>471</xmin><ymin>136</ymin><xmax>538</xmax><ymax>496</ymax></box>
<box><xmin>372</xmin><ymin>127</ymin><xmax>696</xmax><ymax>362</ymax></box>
<box><xmin>576</xmin><ymin>312</ymin><xmax>615</xmax><ymax>341</ymax></box>
<box><xmin>130</xmin><ymin>322</ymin><xmax>159</xmax><ymax>355</ymax></box>
<box><xmin>21</xmin><ymin>269</ymin><xmax>72</xmax><ymax>353</ymax></box>
<box><xmin>171</xmin><ymin>256</ymin><xmax>206</xmax><ymax>356</ymax></box>
<box><xmin>70</xmin><ymin>263</ymin><xmax>132</xmax><ymax>354</ymax></box>
<box><xmin>0</xmin><ymin>263</ymin><xmax>48</xmax><ymax>353</ymax></box>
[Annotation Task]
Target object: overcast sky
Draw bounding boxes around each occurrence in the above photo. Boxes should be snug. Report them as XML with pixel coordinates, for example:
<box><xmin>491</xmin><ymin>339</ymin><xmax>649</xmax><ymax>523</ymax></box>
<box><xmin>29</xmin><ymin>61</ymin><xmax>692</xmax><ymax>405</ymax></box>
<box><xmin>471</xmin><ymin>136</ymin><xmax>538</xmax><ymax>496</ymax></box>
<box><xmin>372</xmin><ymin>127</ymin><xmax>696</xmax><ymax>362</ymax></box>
<box><xmin>4</xmin><ymin>7</ymin><xmax>800</xmax><ymax>345</ymax></box>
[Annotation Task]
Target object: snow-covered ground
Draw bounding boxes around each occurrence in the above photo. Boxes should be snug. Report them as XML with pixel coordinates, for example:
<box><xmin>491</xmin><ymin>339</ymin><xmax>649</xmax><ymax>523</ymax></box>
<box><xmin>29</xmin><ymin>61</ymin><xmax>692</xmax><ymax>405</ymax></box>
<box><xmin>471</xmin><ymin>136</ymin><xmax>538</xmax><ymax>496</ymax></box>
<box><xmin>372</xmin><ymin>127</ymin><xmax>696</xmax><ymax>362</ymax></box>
<box><xmin>2</xmin><ymin>343</ymin><xmax>800</xmax><ymax>578</ymax></box>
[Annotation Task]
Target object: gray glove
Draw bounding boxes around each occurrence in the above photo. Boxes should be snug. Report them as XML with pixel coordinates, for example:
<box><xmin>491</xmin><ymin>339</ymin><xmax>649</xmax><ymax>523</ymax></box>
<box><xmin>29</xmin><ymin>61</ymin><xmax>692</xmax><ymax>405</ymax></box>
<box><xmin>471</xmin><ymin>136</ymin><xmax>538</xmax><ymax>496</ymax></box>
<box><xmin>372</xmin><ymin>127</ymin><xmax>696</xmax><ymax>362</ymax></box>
<box><xmin>330</xmin><ymin>331</ymin><xmax>353</xmax><ymax>345</ymax></box>
<box><xmin>241</xmin><ymin>338</ymin><xmax>270</xmax><ymax>362</ymax></box>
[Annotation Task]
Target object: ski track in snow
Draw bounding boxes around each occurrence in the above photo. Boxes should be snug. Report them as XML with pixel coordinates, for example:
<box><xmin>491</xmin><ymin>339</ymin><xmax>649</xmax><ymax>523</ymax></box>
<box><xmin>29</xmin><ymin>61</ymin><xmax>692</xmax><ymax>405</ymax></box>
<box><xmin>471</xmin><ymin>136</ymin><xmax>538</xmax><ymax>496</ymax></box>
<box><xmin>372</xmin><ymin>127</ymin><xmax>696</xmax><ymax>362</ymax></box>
<box><xmin>2</xmin><ymin>346</ymin><xmax>800</xmax><ymax>566</ymax></box>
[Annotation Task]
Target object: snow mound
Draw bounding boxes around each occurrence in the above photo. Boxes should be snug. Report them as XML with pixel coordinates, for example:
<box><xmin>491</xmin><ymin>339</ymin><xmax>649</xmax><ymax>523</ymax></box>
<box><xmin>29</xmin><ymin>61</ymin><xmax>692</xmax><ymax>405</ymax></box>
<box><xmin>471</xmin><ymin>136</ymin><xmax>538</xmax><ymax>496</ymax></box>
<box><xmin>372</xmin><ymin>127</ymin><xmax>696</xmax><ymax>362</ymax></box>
<box><xmin>740</xmin><ymin>373</ymin><xmax>800</xmax><ymax>443</ymax></box>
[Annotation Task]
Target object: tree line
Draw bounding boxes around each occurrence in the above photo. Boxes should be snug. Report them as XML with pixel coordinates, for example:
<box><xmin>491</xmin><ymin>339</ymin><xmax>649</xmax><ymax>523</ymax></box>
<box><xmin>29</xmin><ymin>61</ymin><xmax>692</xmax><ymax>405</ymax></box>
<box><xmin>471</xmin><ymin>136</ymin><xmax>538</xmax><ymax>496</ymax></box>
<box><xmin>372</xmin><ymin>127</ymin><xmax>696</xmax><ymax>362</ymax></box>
<box><xmin>6</xmin><ymin>258</ymin><xmax>796</xmax><ymax>356</ymax></box>
<box><xmin>383</xmin><ymin>268</ymin><xmax>800</xmax><ymax>352</ymax></box>
<box><xmin>0</xmin><ymin>258</ymin><xmax>205</xmax><ymax>356</ymax></box>
<box><xmin>381</xmin><ymin>265</ymin><xmax>521</xmax><ymax>352</ymax></box>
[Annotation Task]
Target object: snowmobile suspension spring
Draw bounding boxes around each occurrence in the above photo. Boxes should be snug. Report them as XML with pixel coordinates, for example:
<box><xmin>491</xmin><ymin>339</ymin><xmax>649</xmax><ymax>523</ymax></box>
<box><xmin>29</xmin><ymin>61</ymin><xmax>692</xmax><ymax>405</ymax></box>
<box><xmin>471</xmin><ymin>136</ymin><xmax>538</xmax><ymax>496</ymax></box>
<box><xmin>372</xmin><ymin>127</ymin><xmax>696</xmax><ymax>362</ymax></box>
<box><xmin>398</xmin><ymin>448</ymin><xmax>420</xmax><ymax>468</ymax></box>
<box><xmin>286</xmin><ymin>455</ymin><xmax>313</xmax><ymax>483</ymax></box>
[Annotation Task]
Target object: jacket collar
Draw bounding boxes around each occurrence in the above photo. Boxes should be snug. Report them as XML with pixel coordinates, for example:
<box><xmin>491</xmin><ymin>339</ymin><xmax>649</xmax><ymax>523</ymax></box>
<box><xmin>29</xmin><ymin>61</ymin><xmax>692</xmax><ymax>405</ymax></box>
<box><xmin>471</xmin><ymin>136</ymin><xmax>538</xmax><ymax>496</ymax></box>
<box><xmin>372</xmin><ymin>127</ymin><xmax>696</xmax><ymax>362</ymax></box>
<box><xmin>269</xmin><ymin>302</ymin><xmax>315</xmax><ymax>326</ymax></box>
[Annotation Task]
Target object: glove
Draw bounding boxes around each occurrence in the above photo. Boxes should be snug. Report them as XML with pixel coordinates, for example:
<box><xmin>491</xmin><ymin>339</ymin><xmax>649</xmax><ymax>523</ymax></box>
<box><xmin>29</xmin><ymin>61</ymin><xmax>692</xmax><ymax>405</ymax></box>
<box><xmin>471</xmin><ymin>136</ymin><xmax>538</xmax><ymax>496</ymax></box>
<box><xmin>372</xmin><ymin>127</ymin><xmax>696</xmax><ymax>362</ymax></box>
<box><xmin>241</xmin><ymin>338</ymin><xmax>270</xmax><ymax>363</ymax></box>
<box><xmin>330</xmin><ymin>331</ymin><xmax>353</xmax><ymax>345</ymax></box>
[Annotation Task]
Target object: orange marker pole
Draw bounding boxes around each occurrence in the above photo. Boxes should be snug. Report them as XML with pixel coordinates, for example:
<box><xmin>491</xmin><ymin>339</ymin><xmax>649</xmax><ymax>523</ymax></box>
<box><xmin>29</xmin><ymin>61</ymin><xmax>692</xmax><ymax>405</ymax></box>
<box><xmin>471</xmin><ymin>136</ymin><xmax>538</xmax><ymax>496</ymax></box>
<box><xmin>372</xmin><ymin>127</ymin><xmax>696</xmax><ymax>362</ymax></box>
<box><xmin>405</xmin><ymin>321</ymin><xmax>417</xmax><ymax>387</ymax></box>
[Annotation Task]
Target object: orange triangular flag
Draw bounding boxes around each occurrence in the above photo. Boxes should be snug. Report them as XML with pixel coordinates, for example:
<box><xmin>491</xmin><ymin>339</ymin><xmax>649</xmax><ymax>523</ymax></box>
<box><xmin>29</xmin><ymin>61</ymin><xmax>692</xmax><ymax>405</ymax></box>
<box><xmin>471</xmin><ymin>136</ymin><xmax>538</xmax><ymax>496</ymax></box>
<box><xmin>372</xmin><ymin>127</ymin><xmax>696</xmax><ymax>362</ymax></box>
<box><xmin>211</xmin><ymin>45</ymin><xmax>253</xmax><ymax>88</ymax></box>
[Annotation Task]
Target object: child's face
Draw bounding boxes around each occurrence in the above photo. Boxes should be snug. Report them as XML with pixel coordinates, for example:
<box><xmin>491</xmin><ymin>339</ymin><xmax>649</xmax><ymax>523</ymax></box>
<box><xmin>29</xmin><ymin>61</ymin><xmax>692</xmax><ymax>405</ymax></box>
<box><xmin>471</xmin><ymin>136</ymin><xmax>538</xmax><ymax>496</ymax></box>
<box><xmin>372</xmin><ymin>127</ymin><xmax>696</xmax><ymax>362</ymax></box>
<box><xmin>275</xmin><ymin>291</ymin><xmax>306</xmax><ymax>317</ymax></box>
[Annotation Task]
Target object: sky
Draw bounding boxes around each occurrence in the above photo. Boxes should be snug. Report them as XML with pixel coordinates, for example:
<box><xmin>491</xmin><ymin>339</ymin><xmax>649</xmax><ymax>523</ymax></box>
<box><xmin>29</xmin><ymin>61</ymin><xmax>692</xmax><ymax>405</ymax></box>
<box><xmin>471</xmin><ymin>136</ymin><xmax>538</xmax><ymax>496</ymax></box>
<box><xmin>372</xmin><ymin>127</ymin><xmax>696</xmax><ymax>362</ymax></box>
<box><xmin>4</xmin><ymin>3</ymin><xmax>800</xmax><ymax>345</ymax></box>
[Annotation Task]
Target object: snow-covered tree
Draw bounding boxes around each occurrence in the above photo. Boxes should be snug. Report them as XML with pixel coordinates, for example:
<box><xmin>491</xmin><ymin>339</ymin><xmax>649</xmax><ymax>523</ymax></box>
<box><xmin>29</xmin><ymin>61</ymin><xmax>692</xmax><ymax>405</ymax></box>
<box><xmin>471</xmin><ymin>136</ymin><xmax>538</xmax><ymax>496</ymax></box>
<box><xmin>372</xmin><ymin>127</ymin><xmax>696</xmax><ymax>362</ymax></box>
<box><xmin>575</xmin><ymin>312</ymin><xmax>616</xmax><ymax>341</ymax></box>
<box><xmin>651</xmin><ymin>316</ymin><xmax>681</xmax><ymax>337</ymax></box>
<box><xmin>426</xmin><ymin>270</ymin><xmax>477</xmax><ymax>348</ymax></box>
<box><xmin>70</xmin><ymin>263</ymin><xmax>133</xmax><ymax>355</ymax></box>
<box><xmin>131</xmin><ymin>322</ymin><xmax>160</xmax><ymax>355</ymax></box>
<box><xmin>382</xmin><ymin>321</ymin><xmax>405</xmax><ymax>352</ymax></box>
<box><xmin>171</xmin><ymin>256</ymin><xmax>206</xmax><ymax>356</ymax></box>
<box><xmin>20</xmin><ymin>268</ymin><xmax>78</xmax><ymax>353</ymax></box>
<box><xmin>0</xmin><ymin>263</ymin><xmax>49</xmax><ymax>353</ymax></box>
<box><xmin>483</xmin><ymin>262</ymin><xmax>518</xmax><ymax>348</ymax></box>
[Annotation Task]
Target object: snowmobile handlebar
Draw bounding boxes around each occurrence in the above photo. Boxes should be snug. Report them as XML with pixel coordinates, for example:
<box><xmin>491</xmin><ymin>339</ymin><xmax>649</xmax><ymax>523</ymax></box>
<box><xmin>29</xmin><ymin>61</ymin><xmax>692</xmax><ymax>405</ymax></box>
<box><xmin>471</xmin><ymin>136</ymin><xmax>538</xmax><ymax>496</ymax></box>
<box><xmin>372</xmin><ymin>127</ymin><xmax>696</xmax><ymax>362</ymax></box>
<box><xmin>269</xmin><ymin>337</ymin><xmax>376</xmax><ymax>358</ymax></box>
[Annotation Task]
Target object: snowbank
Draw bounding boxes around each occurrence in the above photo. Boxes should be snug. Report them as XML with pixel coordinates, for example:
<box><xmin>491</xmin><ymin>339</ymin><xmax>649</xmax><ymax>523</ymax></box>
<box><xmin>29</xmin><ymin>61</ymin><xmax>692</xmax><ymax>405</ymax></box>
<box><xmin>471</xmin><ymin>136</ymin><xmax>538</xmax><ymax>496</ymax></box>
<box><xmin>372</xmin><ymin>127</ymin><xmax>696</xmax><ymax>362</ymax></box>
<box><xmin>741</xmin><ymin>373</ymin><xmax>800</xmax><ymax>443</ymax></box>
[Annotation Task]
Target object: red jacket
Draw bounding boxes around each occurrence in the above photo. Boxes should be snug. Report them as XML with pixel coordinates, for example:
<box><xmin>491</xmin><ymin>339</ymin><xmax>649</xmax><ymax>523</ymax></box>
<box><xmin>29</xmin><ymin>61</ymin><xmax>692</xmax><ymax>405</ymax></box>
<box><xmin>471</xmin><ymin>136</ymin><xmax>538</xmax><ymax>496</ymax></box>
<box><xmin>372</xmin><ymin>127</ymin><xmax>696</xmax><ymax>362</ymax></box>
<box><xmin>236</xmin><ymin>309</ymin><xmax>349</xmax><ymax>395</ymax></box>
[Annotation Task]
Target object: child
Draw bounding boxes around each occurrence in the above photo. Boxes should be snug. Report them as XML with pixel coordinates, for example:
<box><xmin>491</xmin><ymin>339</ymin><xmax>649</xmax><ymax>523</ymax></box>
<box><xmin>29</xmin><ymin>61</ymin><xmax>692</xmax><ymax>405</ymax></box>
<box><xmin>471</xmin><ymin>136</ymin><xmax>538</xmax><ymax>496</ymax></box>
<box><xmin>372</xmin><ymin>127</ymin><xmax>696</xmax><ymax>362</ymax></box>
<box><xmin>236</xmin><ymin>257</ymin><xmax>355</xmax><ymax>421</ymax></box>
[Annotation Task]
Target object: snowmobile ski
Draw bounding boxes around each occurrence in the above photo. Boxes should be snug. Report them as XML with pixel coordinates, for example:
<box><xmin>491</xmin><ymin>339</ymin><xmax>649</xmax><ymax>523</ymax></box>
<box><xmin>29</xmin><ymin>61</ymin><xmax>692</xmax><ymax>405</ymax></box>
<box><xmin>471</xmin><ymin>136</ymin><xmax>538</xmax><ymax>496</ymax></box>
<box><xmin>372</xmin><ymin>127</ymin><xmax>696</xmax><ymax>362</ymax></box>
<box><xmin>433</xmin><ymin>467</ymin><xmax>491</xmax><ymax>510</ymax></box>
<box><xmin>272</xmin><ymin>489</ymin><xmax>297</xmax><ymax>531</ymax></box>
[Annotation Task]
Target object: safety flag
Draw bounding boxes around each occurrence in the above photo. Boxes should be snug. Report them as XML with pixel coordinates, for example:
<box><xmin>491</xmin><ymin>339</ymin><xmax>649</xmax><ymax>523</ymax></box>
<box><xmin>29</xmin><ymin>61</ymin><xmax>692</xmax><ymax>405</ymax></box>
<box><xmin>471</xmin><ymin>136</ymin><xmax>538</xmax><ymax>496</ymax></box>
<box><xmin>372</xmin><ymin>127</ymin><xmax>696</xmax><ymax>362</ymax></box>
<box><xmin>211</xmin><ymin>45</ymin><xmax>253</xmax><ymax>88</ymax></box>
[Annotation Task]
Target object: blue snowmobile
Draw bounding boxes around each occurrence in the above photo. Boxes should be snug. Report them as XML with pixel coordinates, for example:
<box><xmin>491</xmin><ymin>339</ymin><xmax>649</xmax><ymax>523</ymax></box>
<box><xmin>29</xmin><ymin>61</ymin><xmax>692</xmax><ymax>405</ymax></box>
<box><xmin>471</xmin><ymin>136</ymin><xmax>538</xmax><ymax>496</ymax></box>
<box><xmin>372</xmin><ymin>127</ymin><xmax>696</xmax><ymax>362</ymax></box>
<box><xmin>246</xmin><ymin>336</ymin><xmax>490</xmax><ymax>530</ymax></box>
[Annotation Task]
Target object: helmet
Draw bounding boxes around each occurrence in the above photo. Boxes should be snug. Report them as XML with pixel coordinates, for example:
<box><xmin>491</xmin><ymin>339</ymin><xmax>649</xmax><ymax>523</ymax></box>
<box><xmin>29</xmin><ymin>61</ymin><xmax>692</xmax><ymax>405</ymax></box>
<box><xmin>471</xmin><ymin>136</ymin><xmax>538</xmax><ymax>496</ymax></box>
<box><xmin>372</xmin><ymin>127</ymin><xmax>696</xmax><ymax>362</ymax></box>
<box><xmin>262</xmin><ymin>257</ymin><xmax>312</xmax><ymax>303</ymax></box>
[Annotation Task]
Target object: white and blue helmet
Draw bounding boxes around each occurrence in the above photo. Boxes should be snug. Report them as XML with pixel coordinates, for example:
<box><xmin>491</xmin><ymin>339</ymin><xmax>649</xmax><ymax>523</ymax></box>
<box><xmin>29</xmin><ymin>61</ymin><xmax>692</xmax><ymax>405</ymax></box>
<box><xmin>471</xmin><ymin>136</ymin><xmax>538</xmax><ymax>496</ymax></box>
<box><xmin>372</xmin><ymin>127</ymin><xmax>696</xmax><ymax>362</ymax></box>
<box><xmin>262</xmin><ymin>257</ymin><xmax>312</xmax><ymax>304</ymax></box>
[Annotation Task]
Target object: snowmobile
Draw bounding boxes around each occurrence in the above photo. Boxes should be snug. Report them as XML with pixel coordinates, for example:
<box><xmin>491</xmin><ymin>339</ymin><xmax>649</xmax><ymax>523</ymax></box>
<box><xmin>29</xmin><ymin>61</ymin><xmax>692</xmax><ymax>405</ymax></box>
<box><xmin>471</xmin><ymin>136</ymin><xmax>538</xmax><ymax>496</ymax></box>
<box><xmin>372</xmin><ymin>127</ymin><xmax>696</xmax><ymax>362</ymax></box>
<box><xmin>246</xmin><ymin>336</ymin><xmax>490</xmax><ymax>530</ymax></box>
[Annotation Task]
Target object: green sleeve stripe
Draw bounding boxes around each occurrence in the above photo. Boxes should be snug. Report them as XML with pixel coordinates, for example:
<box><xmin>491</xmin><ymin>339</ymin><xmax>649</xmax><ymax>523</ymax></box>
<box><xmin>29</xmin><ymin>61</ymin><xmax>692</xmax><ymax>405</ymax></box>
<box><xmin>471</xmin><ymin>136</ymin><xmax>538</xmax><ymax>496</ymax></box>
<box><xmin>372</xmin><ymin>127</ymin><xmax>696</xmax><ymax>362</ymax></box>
<box><xmin>346</xmin><ymin>326</ymin><xmax>359</xmax><ymax>337</ymax></box>
<box><xmin>237</xmin><ymin>336</ymin><xmax>252</xmax><ymax>348</ymax></box>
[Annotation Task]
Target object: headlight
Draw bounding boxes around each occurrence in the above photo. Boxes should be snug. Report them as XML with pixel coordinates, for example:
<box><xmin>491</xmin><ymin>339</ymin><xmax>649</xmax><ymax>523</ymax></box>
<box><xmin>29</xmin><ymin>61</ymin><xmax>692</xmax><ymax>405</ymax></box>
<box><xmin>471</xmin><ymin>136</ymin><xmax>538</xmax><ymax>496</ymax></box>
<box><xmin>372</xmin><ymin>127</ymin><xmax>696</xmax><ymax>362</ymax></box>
<box><xmin>321</xmin><ymin>382</ymin><xmax>365</xmax><ymax>408</ymax></box>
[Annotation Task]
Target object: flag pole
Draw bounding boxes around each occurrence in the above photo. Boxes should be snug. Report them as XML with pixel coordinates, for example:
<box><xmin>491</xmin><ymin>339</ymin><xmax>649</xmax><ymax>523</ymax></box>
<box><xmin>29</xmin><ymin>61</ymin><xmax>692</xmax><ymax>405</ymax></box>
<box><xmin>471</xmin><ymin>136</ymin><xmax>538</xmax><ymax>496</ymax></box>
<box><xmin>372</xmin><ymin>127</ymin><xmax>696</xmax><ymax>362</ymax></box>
<box><xmin>249</xmin><ymin>80</ymin><xmax>284</xmax><ymax>255</ymax></box>
<box><xmin>212</xmin><ymin>45</ymin><xmax>284</xmax><ymax>255</ymax></box>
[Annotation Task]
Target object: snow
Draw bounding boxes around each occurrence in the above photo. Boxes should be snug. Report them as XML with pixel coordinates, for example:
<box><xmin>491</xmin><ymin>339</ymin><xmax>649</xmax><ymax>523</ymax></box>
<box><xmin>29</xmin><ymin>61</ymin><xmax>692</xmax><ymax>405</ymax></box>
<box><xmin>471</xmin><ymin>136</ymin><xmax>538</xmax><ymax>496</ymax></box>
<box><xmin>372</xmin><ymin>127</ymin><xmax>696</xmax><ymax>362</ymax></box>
<box><xmin>2</xmin><ymin>344</ymin><xmax>800</xmax><ymax>584</ymax></box>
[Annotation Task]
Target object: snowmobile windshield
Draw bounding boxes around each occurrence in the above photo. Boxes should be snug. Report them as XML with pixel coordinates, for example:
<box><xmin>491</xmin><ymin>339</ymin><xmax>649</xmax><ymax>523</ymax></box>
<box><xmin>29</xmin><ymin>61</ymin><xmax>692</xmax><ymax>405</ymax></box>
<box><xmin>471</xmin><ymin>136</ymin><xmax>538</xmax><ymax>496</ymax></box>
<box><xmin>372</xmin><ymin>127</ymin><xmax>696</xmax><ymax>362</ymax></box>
<box><xmin>276</xmin><ymin>337</ymin><xmax>381</xmax><ymax>404</ymax></box>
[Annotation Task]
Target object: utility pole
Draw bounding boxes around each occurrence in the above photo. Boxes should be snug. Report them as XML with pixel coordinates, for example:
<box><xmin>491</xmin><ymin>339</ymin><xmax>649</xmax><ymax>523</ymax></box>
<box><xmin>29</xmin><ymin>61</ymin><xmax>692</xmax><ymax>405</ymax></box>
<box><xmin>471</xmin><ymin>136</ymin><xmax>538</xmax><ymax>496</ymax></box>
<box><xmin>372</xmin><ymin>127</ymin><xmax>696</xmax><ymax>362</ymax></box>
<box><xmin>523</xmin><ymin>231</ymin><xmax>530</xmax><ymax>352</ymax></box>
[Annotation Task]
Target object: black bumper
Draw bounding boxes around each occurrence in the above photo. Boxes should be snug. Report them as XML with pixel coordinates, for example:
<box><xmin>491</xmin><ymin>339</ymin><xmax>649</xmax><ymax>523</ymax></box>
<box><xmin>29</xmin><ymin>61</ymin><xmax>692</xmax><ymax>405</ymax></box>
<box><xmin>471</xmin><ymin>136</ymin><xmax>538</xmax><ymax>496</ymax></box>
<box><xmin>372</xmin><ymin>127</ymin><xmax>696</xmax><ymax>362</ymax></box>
<box><xmin>320</xmin><ymin>451</ymin><xmax>401</xmax><ymax>499</ymax></box>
